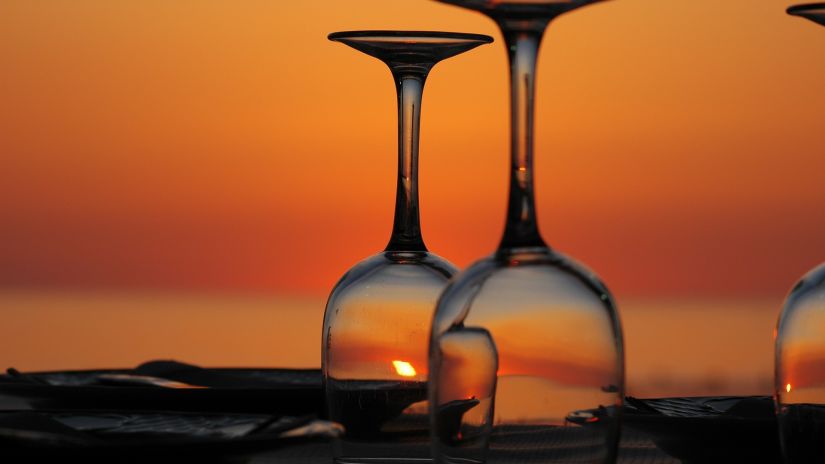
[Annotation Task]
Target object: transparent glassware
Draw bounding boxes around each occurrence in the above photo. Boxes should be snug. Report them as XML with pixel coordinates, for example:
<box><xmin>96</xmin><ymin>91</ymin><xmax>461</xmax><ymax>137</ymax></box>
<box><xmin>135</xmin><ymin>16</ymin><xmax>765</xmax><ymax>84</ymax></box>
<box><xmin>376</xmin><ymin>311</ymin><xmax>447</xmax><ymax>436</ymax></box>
<box><xmin>427</xmin><ymin>2</ymin><xmax>624</xmax><ymax>464</ymax></box>
<box><xmin>323</xmin><ymin>31</ymin><xmax>493</xmax><ymax>464</ymax></box>
<box><xmin>776</xmin><ymin>264</ymin><xmax>825</xmax><ymax>463</ymax></box>
<box><xmin>775</xmin><ymin>7</ymin><xmax>825</xmax><ymax>463</ymax></box>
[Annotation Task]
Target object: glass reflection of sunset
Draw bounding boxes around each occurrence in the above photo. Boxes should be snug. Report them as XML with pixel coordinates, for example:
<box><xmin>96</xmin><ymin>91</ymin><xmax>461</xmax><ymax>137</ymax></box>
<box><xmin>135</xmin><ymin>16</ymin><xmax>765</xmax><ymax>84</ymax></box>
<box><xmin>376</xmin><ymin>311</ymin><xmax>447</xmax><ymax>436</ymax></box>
<box><xmin>392</xmin><ymin>360</ymin><xmax>417</xmax><ymax>377</ymax></box>
<box><xmin>324</xmin><ymin>278</ymin><xmax>447</xmax><ymax>382</ymax></box>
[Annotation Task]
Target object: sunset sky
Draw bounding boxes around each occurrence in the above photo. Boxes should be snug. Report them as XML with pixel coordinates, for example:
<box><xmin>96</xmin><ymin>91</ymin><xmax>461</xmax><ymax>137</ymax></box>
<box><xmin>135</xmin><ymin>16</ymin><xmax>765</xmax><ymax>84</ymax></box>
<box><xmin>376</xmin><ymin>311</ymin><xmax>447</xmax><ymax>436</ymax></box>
<box><xmin>2</xmin><ymin>0</ymin><xmax>825</xmax><ymax>299</ymax></box>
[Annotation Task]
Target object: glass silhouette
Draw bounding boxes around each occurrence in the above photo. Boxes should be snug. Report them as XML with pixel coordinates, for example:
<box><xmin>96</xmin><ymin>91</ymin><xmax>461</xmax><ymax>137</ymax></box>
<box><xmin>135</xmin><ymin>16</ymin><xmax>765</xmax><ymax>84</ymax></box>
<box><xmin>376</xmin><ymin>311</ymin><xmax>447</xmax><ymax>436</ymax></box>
<box><xmin>775</xmin><ymin>6</ymin><xmax>825</xmax><ymax>463</ymax></box>
<box><xmin>427</xmin><ymin>2</ymin><xmax>624</xmax><ymax>464</ymax></box>
<box><xmin>787</xmin><ymin>2</ymin><xmax>825</xmax><ymax>26</ymax></box>
<box><xmin>323</xmin><ymin>31</ymin><xmax>492</xmax><ymax>464</ymax></box>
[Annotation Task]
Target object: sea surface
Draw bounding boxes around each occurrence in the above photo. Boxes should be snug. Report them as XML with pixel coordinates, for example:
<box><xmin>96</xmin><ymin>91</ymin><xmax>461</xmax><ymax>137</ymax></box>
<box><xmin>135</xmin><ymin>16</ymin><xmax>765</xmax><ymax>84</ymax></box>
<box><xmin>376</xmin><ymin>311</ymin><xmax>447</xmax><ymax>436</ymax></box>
<box><xmin>0</xmin><ymin>290</ymin><xmax>780</xmax><ymax>398</ymax></box>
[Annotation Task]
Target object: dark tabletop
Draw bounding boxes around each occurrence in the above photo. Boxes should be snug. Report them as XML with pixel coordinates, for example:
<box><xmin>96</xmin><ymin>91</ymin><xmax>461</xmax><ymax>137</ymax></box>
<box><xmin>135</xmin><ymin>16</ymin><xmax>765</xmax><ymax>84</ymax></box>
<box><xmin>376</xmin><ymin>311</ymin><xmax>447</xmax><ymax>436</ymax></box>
<box><xmin>0</xmin><ymin>394</ymin><xmax>687</xmax><ymax>463</ymax></box>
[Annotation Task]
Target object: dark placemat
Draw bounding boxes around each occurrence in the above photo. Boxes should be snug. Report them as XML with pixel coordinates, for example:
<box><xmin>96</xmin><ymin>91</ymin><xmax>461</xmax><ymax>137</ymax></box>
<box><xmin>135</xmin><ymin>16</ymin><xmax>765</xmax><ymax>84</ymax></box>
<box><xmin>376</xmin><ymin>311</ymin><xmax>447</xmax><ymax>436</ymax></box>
<box><xmin>624</xmin><ymin>396</ymin><xmax>780</xmax><ymax>463</ymax></box>
<box><xmin>0</xmin><ymin>361</ymin><xmax>323</xmax><ymax>415</ymax></box>
<box><xmin>0</xmin><ymin>409</ymin><xmax>339</xmax><ymax>463</ymax></box>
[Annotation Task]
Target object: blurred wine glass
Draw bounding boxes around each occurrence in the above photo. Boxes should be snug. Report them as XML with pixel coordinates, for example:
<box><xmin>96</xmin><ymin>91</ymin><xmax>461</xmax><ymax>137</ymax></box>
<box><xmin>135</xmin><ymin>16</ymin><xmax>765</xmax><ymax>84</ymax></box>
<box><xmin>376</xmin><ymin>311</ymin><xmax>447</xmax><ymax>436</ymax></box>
<box><xmin>774</xmin><ymin>8</ymin><xmax>825</xmax><ymax>463</ymax></box>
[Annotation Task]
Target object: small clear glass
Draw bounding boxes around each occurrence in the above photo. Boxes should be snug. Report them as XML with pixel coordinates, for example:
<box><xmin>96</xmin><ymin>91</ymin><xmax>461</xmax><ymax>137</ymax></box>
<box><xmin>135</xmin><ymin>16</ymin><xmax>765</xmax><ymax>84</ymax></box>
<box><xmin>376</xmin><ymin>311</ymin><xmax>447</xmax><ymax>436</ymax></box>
<box><xmin>322</xmin><ymin>31</ymin><xmax>492</xmax><ymax>464</ymax></box>
<box><xmin>427</xmin><ymin>2</ymin><xmax>624</xmax><ymax>464</ymax></box>
<box><xmin>775</xmin><ymin>6</ymin><xmax>825</xmax><ymax>463</ymax></box>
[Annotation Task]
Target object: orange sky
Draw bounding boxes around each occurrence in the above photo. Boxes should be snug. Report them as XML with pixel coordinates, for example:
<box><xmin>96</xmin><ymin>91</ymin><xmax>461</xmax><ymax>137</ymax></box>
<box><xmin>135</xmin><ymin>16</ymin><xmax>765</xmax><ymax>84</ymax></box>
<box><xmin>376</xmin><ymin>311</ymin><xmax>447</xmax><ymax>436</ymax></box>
<box><xmin>2</xmin><ymin>0</ymin><xmax>825</xmax><ymax>298</ymax></box>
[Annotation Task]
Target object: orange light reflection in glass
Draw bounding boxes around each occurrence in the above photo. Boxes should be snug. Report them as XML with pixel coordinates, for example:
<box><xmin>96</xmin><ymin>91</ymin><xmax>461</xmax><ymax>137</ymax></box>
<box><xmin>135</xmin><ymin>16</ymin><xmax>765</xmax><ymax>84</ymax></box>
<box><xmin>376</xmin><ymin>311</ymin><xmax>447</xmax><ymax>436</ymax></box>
<box><xmin>392</xmin><ymin>360</ymin><xmax>417</xmax><ymax>377</ymax></box>
<box><xmin>787</xmin><ymin>383</ymin><xmax>792</xmax><ymax>393</ymax></box>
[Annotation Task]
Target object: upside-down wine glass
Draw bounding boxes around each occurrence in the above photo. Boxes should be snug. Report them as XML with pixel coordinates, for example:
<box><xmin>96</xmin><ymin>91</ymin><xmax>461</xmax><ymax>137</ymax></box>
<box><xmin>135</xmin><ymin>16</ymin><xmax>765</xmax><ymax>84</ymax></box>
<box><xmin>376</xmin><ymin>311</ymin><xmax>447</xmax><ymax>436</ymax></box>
<box><xmin>426</xmin><ymin>2</ymin><xmax>624</xmax><ymax>463</ymax></box>
<box><xmin>775</xmin><ymin>6</ymin><xmax>825</xmax><ymax>463</ymax></box>
<box><xmin>323</xmin><ymin>31</ymin><xmax>493</xmax><ymax>464</ymax></box>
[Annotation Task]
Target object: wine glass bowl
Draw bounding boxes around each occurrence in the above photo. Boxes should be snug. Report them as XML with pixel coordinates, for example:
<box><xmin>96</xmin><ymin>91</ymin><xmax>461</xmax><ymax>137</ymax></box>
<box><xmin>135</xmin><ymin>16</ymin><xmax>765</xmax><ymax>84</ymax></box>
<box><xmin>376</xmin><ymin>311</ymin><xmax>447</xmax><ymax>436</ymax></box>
<box><xmin>776</xmin><ymin>264</ymin><xmax>825</xmax><ymax>464</ymax></box>
<box><xmin>325</xmin><ymin>251</ymin><xmax>456</xmax><ymax>433</ymax></box>
<box><xmin>431</xmin><ymin>248</ymin><xmax>622</xmax><ymax>464</ymax></box>
<box><xmin>323</xmin><ymin>30</ymin><xmax>492</xmax><ymax>464</ymax></box>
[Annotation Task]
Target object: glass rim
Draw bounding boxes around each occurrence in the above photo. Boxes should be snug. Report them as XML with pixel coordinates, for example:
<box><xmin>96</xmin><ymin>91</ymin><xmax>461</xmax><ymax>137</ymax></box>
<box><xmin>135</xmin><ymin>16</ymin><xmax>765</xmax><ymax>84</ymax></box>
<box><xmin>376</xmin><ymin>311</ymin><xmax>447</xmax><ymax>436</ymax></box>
<box><xmin>328</xmin><ymin>30</ymin><xmax>493</xmax><ymax>44</ymax></box>
<box><xmin>787</xmin><ymin>3</ymin><xmax>825</xmax><ymax>15</ymax></box>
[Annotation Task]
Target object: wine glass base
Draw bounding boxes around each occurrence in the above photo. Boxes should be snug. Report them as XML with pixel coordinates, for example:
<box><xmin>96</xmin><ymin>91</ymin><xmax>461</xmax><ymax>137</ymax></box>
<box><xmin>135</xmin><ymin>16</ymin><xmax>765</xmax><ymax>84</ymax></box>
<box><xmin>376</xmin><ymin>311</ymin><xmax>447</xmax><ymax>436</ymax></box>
<box><xmin>435</xmin><ymin>0</ymin><xmax>608</xmax><ymax>23</ymax></box>
<box><xmin>329</xmin><ymin>31</ymin><xmax>492</xmax><ymax>75</ymax></box>
<box><xmin>788</xmin><ymin>3</ymin><xmax>825</xmax><ymax>27</ymax></box>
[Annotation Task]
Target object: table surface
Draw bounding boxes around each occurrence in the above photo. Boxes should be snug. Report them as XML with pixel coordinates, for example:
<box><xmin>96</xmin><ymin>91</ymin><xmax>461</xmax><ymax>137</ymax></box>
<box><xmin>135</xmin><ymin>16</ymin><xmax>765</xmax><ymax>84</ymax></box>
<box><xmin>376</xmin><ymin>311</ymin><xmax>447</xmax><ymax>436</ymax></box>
<box><xmin>248</xmin><ymin>429</ymin><xmax>681</xmax><ymax>464</ymax></box>
<box><xmin>0</xmin><ymin>394</ymin><xmax>678</xmax><ymax>463</ymax></box>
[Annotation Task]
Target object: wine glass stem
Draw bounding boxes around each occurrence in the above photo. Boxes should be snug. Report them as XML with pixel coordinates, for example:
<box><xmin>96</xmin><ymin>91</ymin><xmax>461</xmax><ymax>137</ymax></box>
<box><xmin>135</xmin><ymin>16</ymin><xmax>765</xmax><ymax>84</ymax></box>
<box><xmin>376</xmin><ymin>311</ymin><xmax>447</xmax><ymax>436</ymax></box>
<box><xmin>499</xmin><ymin>29</ymin><xmax>548</xmax><ymax>250</ymax></box>
<box><xmin>386</xmin><ymin>73</ymin><xmax>428</xmax><ymax>252</ymax></box>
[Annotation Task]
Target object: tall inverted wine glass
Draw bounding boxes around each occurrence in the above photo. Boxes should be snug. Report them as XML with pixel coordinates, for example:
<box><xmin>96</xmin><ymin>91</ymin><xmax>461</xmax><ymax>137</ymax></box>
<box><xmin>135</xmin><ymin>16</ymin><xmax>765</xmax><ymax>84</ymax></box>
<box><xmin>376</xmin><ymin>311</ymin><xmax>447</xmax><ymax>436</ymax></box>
<box><xmin>775</xmin><ymin>6</ymin><xmax>825</xmax><ymax>463</ymax></box>
<box><xmin>323</xmin><ymin>31</ymin><xmax>493</xmax><ymax>464</ymax></box>
<box><xmin>427</xmin><ymin>2</ymin><xmax>624</xmax><ymax>463</ymax></box>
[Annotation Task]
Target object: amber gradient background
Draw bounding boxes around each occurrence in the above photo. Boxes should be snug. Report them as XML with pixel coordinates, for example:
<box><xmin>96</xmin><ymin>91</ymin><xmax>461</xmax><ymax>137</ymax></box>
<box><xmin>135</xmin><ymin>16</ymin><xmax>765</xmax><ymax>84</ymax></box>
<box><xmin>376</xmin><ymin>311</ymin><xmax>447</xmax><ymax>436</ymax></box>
<box><xmin>2</xmin><ymin>0</ymin><xmax>825</xmax><ymax>396</ymax></box>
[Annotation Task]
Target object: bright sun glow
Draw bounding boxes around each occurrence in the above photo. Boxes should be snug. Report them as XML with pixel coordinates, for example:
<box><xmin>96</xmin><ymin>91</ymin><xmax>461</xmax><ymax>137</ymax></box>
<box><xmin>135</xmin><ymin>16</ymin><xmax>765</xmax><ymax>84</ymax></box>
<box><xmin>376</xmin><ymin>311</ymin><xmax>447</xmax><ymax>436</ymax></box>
<box><xmin>392</xmin><ymin>360</ymin><xmax>417</xmax><ymax>377</ymax></box>
<box><xmin>786</xmin><ymin>383</ymin><xmax>792</xmax><ymax>393</ymax></box>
